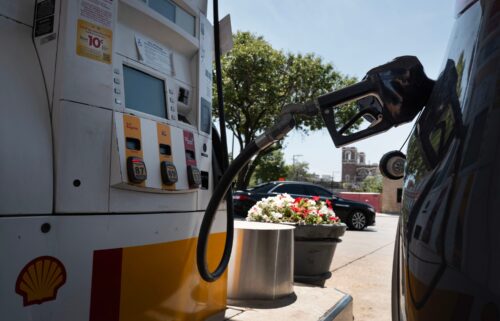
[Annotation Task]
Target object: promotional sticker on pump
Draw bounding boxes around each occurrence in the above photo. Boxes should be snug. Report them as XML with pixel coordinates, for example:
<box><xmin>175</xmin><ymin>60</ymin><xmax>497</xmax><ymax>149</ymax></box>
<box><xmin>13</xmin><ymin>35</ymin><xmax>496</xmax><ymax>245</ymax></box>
<box><xmin>76</xmin><ymin>19</ymin><xmax>112</xmax><ymax>64</ymax></box>
<box><xmin>79</xmin><ymin>0</ymin><xmax>113</xmax><ymax>29</ymax></box>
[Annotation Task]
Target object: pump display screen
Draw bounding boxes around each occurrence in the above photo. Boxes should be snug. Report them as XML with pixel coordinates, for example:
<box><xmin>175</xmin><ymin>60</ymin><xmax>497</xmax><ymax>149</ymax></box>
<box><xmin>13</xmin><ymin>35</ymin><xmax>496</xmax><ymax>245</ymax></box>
<box><xmin>123</xmin><ymin>65</ymin><xmax>167</xmax><ymax>119</ymax></box>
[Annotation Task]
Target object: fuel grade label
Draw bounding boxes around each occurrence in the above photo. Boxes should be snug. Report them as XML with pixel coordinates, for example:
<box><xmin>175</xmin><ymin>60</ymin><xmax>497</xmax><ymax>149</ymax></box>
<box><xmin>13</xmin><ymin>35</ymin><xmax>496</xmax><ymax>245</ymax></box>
<box><xmin>76</xmin><ymin>19</ymin><xmax>112</xmax><ymax>64</ymax></box>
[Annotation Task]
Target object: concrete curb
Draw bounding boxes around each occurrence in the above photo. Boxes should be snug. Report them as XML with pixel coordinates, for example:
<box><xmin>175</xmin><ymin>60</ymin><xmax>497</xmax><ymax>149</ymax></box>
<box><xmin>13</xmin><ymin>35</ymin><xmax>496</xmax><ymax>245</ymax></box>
<box><xmin>319</xmin><ymin>290</ymin><xmax>353</xmax><ymax>321</ymax></box>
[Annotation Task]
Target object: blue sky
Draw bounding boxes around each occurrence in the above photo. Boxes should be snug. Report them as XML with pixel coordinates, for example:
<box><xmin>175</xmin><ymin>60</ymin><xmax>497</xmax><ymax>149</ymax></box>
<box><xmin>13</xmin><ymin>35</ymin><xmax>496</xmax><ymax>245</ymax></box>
<box><xmin>209</xmin><ymin>0</ymin><xmax>456</xmax><ymax>180</ymax></box>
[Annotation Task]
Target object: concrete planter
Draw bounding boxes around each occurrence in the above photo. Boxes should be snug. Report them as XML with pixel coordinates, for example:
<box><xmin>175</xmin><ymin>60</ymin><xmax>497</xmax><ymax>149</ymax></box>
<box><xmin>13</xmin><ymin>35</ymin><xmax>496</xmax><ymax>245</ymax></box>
<box><xmin>293</xmin><ymin>223</ymin><xmax>347</xmax><ymax>286</ymax></box>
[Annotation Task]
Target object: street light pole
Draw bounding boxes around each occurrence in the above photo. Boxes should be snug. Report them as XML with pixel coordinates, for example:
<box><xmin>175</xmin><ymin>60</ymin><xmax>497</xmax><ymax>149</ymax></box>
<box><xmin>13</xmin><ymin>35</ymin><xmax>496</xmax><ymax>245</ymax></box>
<box><xmin>292</xmin><ymin>154</ymin><xmax>303</xmax><ymax>181</ymax></box>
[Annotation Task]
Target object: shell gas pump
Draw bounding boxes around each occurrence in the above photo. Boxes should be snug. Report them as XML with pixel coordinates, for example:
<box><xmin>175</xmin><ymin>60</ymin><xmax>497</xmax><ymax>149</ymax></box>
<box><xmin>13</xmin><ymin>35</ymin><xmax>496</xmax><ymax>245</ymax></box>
<box><xmin>0</xmin><ymin>0</ymin><xmax>229</xmax><ymax>320</ymax></box>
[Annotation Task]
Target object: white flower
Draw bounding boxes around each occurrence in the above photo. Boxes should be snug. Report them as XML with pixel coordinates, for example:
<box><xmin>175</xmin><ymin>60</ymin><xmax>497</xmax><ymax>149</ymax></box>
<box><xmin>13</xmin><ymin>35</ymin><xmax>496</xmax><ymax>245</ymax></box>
<box><xmin>246</xmin><ymin>193</ymin><xmax>339</xmax><ymax>225</ymax></box>
<box><xmin>271</xmin><ymin>212</ymin><xmax>283</xmax><ymax>219</ymax></box>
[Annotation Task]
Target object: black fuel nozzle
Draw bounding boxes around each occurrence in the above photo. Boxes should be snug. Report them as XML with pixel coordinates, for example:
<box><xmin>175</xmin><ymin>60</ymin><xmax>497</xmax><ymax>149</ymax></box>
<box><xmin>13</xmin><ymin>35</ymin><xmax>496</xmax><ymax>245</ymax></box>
<box><xmin>317</xmin><ymin>56</ymin><xmax>434</xmax><ymax>147</ymax></box>
<box><xmin>364</xmin><ymin>55</ymin><xmax>435</xmax><ymax>126</ymax></box>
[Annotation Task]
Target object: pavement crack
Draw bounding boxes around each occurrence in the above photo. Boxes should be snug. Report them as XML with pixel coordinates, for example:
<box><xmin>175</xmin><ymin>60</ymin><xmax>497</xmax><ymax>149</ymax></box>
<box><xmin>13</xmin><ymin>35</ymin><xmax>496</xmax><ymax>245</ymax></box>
<box><xmin>331</xmin><ymin>241</ymin><xmax>394</xmax><ymax>273</ymax></box>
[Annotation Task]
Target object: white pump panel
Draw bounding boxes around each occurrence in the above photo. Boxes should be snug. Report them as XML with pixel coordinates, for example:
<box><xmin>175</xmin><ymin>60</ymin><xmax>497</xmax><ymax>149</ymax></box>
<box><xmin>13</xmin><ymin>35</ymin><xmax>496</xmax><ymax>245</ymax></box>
<box><xmin>0</xmin><ymin>1</ymin><xmax>230</xmax><ymax>319</ymax></box>
<box><xmin>43</xmin><ymin>0</ymin><xmax>214</xmax><ymax>213</ymax></box>
<box><xmin>0</xmin><ymin>15</ymin><xmax>53</xmax><ymax>215</ymax></box>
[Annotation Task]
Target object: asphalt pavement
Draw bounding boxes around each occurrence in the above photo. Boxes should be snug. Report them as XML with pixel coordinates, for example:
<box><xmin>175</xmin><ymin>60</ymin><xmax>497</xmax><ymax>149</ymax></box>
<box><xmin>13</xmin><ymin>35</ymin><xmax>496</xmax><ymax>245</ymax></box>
<box><xmin>326</xmin><ymin>213</ymin><xmax>399</xmax><ymax>321</ymax></box>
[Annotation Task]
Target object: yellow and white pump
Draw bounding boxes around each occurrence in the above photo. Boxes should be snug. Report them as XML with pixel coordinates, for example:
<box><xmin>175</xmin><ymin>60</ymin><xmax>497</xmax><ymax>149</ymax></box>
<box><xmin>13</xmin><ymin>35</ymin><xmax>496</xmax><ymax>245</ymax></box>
<box><xmin>0</xmin><ymin>0</ymin><xmax>228</xmax><ymax>320</ymax></box>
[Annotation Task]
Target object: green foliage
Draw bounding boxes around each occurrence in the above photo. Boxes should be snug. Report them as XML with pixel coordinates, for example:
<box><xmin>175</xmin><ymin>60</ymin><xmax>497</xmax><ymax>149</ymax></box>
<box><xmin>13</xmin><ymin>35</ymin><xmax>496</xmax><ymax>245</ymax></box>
<box><xmin>253</xmin><ymin>149</ymin><xmax>288</xmax><ymax>183</ymax></box>
<box><xmin>455</xmin><ymin>52</ymin><xmax>465</xmax><ymax>99</ymax></box>
<box><xmin>405</xmin><ymin>134</ymin><xmax>427</xmax><ymax>181</ymax></box>
<box><xmin>215</xmin><ymin>31</ymin><xmax>357</xmax><ymax>189</ymax></box>
<box><xmin>360</xmin><ymin>175</ymin><xmax>383</xmax><ymax>193</ymax></box>
<box><xmin>286</xmin><ymin>161</ymin><xmax>314</xmax><ymax>181</ymax></box>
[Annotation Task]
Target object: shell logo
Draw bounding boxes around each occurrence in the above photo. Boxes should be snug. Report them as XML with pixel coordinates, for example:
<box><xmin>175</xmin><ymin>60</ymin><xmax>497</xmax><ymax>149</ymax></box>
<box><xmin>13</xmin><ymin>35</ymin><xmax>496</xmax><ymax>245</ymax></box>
<box><xmin>15</xmin><ymin>256</ymin><xmax>67</xmax><ymax>306</ymax></box>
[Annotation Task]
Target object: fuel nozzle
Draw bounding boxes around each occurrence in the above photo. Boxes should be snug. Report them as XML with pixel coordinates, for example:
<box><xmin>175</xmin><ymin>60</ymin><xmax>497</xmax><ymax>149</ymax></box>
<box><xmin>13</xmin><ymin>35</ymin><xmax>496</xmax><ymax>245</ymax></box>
<box><xmin>316</xmin><ymin>56</ymin><xmax>434</xmax><ymax>147</ymax></box>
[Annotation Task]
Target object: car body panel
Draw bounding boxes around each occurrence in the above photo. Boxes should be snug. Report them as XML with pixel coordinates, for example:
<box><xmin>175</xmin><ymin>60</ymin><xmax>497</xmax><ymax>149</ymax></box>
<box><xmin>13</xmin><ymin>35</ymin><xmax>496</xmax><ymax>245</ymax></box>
<box><xmin>394</xmin><ymin>0</ymin><xmax>500</xmax><ymax>320</ymax></box>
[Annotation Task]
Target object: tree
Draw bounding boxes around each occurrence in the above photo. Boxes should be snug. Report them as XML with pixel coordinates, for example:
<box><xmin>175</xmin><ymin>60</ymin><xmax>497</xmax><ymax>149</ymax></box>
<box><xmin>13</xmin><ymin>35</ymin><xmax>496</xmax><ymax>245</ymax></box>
<box><xmin>252</xmin><ymin>149</ymin><xmax>288</xmax><ymax>183</ymax></box>
<box><xmin>286</xmin><ymin>161</ymin><xmax>314</xmax><ymax>181</ymax></box>
<box><xmin>360</xmin><ymin>175</ymin><xmax>383</xmax><ymax>193</ymax></box>
<box><xmin>214</xmin><ymin>31</ymin><xmax>358</xmax><ymax>189</ymax></box>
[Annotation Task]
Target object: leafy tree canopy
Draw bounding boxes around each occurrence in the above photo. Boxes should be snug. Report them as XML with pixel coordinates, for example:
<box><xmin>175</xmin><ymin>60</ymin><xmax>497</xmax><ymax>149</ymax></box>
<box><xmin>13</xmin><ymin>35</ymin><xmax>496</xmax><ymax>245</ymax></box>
<box><xmin>360</xmin><ymin>175</ymin><xmax>383</xmax><ymax>193</ymax></box>
<box><xmin>214</xmin><ymin>31</ymin><xmax>357</xmax><ymax>189</ymax></box>
<box><xmin>286</xmin><ymin>161</ymin><xmax>315</xmax><ymax>181</ymax></box>
<box><xmin>253</xmin><ymin>149</ymin><xmax>288</xmax><ymax>184</ymax></box>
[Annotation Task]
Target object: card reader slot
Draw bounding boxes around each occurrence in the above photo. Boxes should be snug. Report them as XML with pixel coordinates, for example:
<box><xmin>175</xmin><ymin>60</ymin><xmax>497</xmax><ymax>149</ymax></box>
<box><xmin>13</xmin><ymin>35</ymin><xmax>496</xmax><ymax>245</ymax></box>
<box><xmin>201</xmin><ymin>171</ymin><xmax>209</xmax><ymax>189</ymax></box>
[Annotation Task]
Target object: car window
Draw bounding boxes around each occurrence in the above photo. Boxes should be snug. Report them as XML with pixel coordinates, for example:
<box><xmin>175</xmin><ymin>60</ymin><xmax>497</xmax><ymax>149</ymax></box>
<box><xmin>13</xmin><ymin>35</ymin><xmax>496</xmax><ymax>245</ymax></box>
<box><xmin>304</xmin><ymin>185</ymin><xmax>332</xmax><ymax>197</ymax></box>
<box><xmin>273</xmin><ymin>184</ymin><xmax>306</xmax><ymax>195</ymax></box>
<box><xmin>248</xmin><ymin>183</ymin><xmax>275</xmax><ymax>193</ymax></box>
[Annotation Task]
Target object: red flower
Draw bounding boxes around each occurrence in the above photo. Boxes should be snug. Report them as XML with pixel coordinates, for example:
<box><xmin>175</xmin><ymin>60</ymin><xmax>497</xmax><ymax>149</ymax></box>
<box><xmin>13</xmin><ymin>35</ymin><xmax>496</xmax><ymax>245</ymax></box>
<box><xmin>294</xmin><ymin>197</ymin><xmax>302</xmax><ymax>204</ymax></box>
<box><xmin>312</xmin><ymin>196</ymin><xmax>320</xmax><ymax>201</ymax></box>
<box><xmin>326</xmin><ymin>199</ymin><xmax>332</xmax><ymax>209</ymax></box>
<box><xmin>329</xmin><ymin>216</ymin><xmax>338</xmax><ymax>222</ymax></box>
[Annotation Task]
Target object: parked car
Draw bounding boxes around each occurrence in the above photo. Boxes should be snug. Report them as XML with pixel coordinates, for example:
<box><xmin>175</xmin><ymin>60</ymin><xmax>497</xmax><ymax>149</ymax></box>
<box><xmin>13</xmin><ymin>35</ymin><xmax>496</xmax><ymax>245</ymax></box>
<box><xmin>322</xmin><ymin>1</ymin><xmax>500</xmax><ymax>319</ymax></box>
<box><xmin>233</xmin><ymin>181</ymin><xmax>376</xmax><ymax>230</ymax></box>
<box><xmin>389</xmin><ymin>2</ymin><xmax>500</xmax><ymax>320</ymax></box>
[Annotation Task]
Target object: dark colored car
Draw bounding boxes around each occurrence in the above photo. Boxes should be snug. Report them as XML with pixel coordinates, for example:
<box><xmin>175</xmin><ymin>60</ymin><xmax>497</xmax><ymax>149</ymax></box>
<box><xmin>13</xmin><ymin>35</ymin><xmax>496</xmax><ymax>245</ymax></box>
<box><xmin>327</xmin><ymin>0</ymin><xmax>500</xmax><ymax>319</ymax></box>
<box><xmin>389</xmin><ymin>2</ymin><xmax>500</xmax><ymax>320</ymax></box>
<box><xmin>232</xmin><ymin>181</ymin><xmax>376</xmax><ymax>230</ymax></box>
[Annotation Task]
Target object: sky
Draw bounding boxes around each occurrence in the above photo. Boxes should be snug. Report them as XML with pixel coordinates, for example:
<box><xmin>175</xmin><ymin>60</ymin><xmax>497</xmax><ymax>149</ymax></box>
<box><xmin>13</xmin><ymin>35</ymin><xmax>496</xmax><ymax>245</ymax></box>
<box><xmin>209</xmin><ymin>0</ymin><xmax>456</xmax><ymax>181</ymax></box>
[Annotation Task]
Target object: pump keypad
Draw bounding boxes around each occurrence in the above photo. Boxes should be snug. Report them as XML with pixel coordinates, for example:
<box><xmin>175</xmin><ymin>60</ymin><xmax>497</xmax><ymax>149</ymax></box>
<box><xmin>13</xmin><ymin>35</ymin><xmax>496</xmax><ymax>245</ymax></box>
<box><xmin>127</xmin><ymin>157</ymin><xmax>147</xmax><ymax>183</ymax></box>
<box><xmin>187</xmin><ymin>165</ymin><xmax>201</xmax><ymax>188</ymax></box>
<box><xmin>161</xmin><ymin>161</ymin><xmax>178</xmax><ymax>185</ymax></box>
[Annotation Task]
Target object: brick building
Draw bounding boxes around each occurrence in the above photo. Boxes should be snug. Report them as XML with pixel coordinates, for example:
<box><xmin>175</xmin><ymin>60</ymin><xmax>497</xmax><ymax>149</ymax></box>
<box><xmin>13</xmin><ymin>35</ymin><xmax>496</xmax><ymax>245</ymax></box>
<box><xmin>341</xmin><ymin>147</ymin><xmax>379</xmax><ymax>187</ymax></box>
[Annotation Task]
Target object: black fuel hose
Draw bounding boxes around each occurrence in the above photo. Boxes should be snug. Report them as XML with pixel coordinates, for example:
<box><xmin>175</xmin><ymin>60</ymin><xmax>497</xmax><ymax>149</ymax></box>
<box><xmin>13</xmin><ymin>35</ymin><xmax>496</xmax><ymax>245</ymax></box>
<box><xmin>197</xmin><ymin>140</ymin><xmax>260</xmax><ymax>282</ymax></box>
<box><xmin>197</xmin><ymin>0</ymin><xmax>316</xmax><ymax>284</ymax></box>
<box><xmin>196</xmin><ymin>0</ymin><xmax>234</xmax><ymax>283</ymax></box>
<box><xmin>197</xmin><ymin>105</ymin><xmax>308</xmax><ymax>282</ymax></box>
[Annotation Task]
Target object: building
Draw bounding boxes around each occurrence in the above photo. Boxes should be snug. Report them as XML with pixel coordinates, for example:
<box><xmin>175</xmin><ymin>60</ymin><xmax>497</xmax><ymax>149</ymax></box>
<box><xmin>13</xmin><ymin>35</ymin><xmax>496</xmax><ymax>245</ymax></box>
<box><xmin>341</xmin><ymin>147</ymin><xmax>403</xmax><ymax>213</ymax></box>
<box><xmin>320</xmin><ymin>174</ymin><xmax>332</xmax><ymax>182</ymax></box>
<box><xmin>341</xmin><ymin>147</ymin><xmax>379</xmax><ymax>187</ymax></box>
<box><xmin>381</xmin><ymin>177</ymin><xmax>403</xmax><ymax>213</ymax></box>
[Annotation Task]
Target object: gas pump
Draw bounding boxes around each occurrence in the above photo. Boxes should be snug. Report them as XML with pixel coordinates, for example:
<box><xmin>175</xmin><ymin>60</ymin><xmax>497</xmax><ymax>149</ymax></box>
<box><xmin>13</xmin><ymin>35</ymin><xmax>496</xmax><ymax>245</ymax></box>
<box><xmin>1</xmin><ymin>0</ymin><xmax>229</xmax><ymax>320</ymax></box>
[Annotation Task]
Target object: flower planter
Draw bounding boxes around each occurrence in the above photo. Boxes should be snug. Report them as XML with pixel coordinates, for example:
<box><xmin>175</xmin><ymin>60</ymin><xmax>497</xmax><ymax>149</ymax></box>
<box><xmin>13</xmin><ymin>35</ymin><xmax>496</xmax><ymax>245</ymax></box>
<box><xmin>246</xmin><ymin>193</ymin><xmax>346</xmax><ymax>286</ymax></box>
<box><xmin>293</xmin><ymin>223</ymin><xmax>347</xmax><ymax>286</ymax></box>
